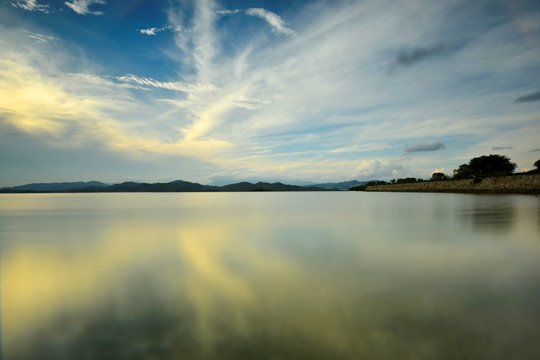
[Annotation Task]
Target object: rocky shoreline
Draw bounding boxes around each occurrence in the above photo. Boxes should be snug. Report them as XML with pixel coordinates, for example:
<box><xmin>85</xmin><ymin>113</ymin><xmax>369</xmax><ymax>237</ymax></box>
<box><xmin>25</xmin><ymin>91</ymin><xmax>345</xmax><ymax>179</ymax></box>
<box><xmin>365</xmin><ymin>173</ymin><xmax>540</xmax><ymax>194</ymax></box>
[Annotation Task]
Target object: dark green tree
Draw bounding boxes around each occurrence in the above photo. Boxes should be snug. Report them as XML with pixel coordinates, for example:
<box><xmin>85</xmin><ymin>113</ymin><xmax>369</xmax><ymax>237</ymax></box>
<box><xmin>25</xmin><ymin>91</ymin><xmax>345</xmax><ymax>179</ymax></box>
<box><xmin>431</xmin><ymin>172</ymin><xmax>448</xmax><ymax>181</ymax></box>
<box><xmin>396</xmin><ymin>177</ymin><xmax>418</xmax><ymax>184</ymax></box>
<box><xmin>453</xmin><ymin>164</ymin><xmax>473</xmax><ymax>180</ymax></box>
<box><xmin>535</xmin><ymin>159</ymin><xmax>540</xmax><ymax>169</ymax></box>
<box><xmin>468</xmin><ymin>154</ymin><xmax>516</xmax><ymax>178</ymax></box>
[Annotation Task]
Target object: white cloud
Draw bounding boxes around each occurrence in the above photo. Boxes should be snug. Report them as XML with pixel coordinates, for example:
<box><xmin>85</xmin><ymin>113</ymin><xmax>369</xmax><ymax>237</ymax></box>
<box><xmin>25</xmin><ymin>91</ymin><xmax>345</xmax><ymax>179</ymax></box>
<box><xmin>352</xmin><ymin>159</ymin><xmax>408</xmax><ymax>180</ymax></box>
<box><xmin>245</xmin><ymin>8</ymin><xmax>295</xmax><ymax>36</ymax></box>
<box><xmin>431</xmin><ymin>168</ymin><xmax>446</xmax><ymax>175</ymax></box>
<box><xmin>140</xmin><ymin>27</ymin><xmax>160</xmax><ymax>36</ymax></box>
<box><xmin>11</xmin><ymin>0</ymin><xmax>49</xmax><ymax>13</ymax></box>
<box><xmin>139</xmin><ymin>25</ymin><xmax>185</xmax><ymax>36</ymax></box>
<box><xmin>65</xmin><ymin>0</ymin><xmax>106</xmax><ymax>15</ymax></box>
<box><xmin>216</xmin><ymin>9</ymin><xmax>241</xmax><ymax>15</ymax></box>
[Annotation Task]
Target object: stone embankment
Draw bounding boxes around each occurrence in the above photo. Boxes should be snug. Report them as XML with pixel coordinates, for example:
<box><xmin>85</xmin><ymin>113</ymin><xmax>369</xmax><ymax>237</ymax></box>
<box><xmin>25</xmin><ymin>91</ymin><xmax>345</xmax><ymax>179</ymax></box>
<box><xmin>366</xmin><ymin>173</ymin><xmax>540</xmax><ymax>194</ymax></box>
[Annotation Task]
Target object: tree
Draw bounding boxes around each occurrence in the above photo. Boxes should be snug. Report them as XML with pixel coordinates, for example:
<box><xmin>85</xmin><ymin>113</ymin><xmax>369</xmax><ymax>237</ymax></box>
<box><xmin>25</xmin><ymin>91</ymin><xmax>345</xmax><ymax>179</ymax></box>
<box><xmin>453</xmin><ymin>164</ymin><xmax>472</xmax><ymax>180</ymax></box>
<box><xmin>468</xmin><ymin>154</ymin><xmax>516</xmax><ymax>178</ymax></box>
<box><xmin>366</xmin><ymin>180</ymin><xmax>387</xmax><ymax>186</ymax></box>
<box><xmin>535</xmin><ymin>159</ymin><xmax>540</xmax><ymax>170</ymax></box>
<box><xmin>396</xmin><ymin>177</ymin><xmax>418</xmax><ymax>184</ymax></box>
<box><xmin>431</xmin><ymin>172</ymin><xmax>448</xmax><ymax>181</ymax></box>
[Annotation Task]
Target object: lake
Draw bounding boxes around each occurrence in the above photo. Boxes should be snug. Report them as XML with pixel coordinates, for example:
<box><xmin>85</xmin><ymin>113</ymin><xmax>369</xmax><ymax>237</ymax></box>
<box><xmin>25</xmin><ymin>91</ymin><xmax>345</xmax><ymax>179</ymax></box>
<box><xmin>1</xmin><ymin>192</ymin><xmax>539</xmax><ymax>359</ymax></box>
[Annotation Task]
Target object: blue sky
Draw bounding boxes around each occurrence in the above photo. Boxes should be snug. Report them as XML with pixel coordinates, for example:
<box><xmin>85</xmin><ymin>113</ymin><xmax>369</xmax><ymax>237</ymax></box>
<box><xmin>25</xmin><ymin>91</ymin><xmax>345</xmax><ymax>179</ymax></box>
<box><xmin>1</xmin><ymin>0</ymin><xmax>539</xmax><ymax>186</ymax></box>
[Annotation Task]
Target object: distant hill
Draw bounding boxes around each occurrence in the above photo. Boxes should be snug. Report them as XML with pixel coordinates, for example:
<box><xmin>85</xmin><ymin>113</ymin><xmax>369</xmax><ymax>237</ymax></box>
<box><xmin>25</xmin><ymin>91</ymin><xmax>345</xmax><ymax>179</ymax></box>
<box><xmin>104</xmin><ymin>180</ymin><xmax>219</xmax><ymax>192</ymax></box>
<box><xmin>307</xmin><ymin>180</ymin><xmax>367</xmax><ymax>190</ymax></box>
<box><xmin>0</xmin><ymin>181</ymin><xmax>108</xmax><ymax>192</ymax></box>
<box><xmin>220</xmin><ymin>182</ymin><xmax>326</xmax><ymax>192</ymax></box>
<box><xmin>0</xmin><ymin>180</ymin><xmax>328</xmax><ymax>193</ymax></box>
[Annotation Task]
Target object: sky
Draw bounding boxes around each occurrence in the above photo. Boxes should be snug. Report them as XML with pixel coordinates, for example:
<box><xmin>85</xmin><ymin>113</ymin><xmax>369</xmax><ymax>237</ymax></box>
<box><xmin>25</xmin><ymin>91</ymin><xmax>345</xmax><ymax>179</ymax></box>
<box><xmin>0</xmin><ymin>0</ymin><xmax>539</xmax><ymax>186</ymax></box>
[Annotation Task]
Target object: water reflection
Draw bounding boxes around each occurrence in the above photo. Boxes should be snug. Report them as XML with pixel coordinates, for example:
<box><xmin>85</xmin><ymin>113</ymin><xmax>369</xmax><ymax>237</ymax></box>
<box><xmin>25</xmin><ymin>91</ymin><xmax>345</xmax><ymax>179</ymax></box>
<box><xmin>459</xmin><ymin>195</ymin><xmax>517</xmax><ymax>234</ymax></box>
<box><xmin>2</xmin><ymin>193</ymin><xmax>540</xmax><ymax>359</ymax></box>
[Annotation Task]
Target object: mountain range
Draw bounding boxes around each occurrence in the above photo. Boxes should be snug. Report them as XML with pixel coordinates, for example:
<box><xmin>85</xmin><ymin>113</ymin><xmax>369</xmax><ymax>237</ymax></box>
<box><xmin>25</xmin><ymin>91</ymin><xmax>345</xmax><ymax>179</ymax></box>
<box><xmin>0</xmin><ymin>180</ymin><xmax>369</xmax><ymax>193</ymax></box>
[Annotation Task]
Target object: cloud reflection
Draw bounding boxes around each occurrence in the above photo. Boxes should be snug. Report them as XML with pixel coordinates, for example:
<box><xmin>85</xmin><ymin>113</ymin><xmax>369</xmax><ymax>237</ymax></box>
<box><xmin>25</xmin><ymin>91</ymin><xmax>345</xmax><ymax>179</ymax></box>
<box><xmin>3</xmin><ymin>214</ymin><xmax>353</xmax><ymax>358</ymax></box>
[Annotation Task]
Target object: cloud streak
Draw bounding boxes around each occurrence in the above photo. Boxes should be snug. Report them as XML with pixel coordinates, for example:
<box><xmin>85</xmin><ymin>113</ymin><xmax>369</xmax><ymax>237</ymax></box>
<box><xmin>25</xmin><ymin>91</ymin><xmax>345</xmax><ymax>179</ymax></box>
<box><xmin>216</xmin><ymin>7</ymin><xmax>294</xmax><ymax>36</ymax></box>
<box><xmin>514</xmin><ymin>90</ymin><xmax>540</xmax><ymax>103</ymax></box>
<box><xmin>405</xmin><ymin>141</ymin><xmax>445</xmax><ymax>153</ymax></box>
<box><xmin>216</xmin><ymin>9</ymin><xmax>241</xmax><ymax>15</ymax></box>
<box><xmin>65</xmin><ymin>0</ymin><xmax>106</xmax><ymax>15</ymax></box>
<box><xmin>26</xmin><ymin>32</ymin><xmax>56</xmax><ymax>43</ymax></box>
<box><xmin>115</xmin><ymin>74</ymin><xmax>217</xmax><ymax>93</ymax></box>
<box><xmin>245</xmin><ymin>8</ymin><xmax>295</xmax><ymax>36</ymax></box>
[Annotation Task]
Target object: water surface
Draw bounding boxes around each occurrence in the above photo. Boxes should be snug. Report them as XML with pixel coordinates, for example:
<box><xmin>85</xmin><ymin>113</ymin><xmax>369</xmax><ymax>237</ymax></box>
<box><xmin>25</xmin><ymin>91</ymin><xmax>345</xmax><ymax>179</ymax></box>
<box><xmin>1</xmin><ymin>192</ymin><xmax>540</xmax><ymax>359</ymax></box>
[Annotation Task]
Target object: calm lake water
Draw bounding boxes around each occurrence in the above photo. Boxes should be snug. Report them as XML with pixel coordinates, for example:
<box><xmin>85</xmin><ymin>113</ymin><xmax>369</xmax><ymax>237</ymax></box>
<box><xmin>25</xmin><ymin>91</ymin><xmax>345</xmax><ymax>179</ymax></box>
<box><xmin>1</xmin><ymin>192</ymin><xmax>540</xmax><ymax>359</ymax></box>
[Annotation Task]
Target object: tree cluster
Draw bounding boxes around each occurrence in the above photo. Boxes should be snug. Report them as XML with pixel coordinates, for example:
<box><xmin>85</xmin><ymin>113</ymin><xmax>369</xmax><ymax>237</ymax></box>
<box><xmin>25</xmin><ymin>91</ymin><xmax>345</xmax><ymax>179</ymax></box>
<box><xmin>394</xmin><ymin>154</ymin><xmax>535</xmax><ymax>183</ymax></box>
<box><xmin>434</xmin><ymin>154</ymin><xmax>540</xmax><ymax>180</ymax></box>
<box><xmin>452</xmin><ymin>154</ymin><xmax>516</xmax><ymax>181</ymax></box>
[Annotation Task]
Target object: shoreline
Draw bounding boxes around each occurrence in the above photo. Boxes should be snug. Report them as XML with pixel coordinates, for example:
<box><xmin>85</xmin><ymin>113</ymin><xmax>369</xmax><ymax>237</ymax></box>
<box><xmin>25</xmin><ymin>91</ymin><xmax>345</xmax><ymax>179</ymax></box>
<box><xmin>365</xmin><ymin>173</ymin><xmax>540</xmax><ymax>194</ymax></box>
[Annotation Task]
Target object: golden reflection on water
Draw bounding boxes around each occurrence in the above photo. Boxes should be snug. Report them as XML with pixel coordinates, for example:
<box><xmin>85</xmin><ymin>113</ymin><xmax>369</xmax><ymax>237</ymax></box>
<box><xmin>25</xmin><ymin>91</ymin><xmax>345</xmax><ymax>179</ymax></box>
<box><xmin>2</xmin><ymin>193</ymin><xmax>540</xmax><ymax>359</ymax></box>
<box><xmin>176</xmin><ymin>224</ymin><xmax>357</xmax><ymax>353</ymax></box>
<box><xmin>3</xmin><ymin>217</ymin><xmax>359</xmax><ymax>357</ymax></box>
<box><xmin>3</xmin><ymin>224</ymin><xmax>168</xmax><ymax>345</ymax></box>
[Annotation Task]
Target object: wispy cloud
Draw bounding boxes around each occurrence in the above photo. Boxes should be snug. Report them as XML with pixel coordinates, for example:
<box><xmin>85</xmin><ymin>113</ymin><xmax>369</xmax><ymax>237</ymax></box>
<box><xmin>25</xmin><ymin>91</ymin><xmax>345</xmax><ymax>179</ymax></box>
<box><xmin>192</xmin><ymin>0</ymin><xmax>218</xmax><ymax>82</ymax></box>
<box><xmin>0</xmin><ymin>55</ymin><xmax>231</xmax><ymax>161</ymax></box>
<box><xmin>245</xmin><ymin>8</ymin><xmax>295</xmax><ymax>36</ymax></box>
<box><xmin>514</xmin><ymin>90</ymin><xmax>540</xmax><ymax>103</ymax></box>
<box><xmin>65</xmin><ymin>0</ymin><xmax>105</xmax><ymax>15</ymax></box>
<box><xmin>492</xmin><ymin>146</ymin><xmax>513</xmax><ymax>150</ymax></box>
<box><xmin>67</xmin><ymin>73</ymin><xmax>145</xmax><ymax>90</ymax></box>
<box><xmin>11</xmin><ymin>0</ymin><xmax>49</xmax><ymax>13</ymax></box>
<box><xmin>216</xmin><ymin>7</ymin><xmax>295</xmax><ymax>37</ymax></box>
<box><xmin>115</xmin><ymin>74</ymin><xmax>217</xmax><ymax>93</ymax></box>
<box><xmin>405</xmin><ymin>141</ymin><xmax>445</xmax><ymax>153</ymax></box>
<box><xmin>26</xmin><ymin>32</ymin><xmax>56</xmax><ymax>43</ymax></box>
<box><xmin>216</xmin><ymin>9</ymin><xmax>241</xmax><ymax>15</ymax></box>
